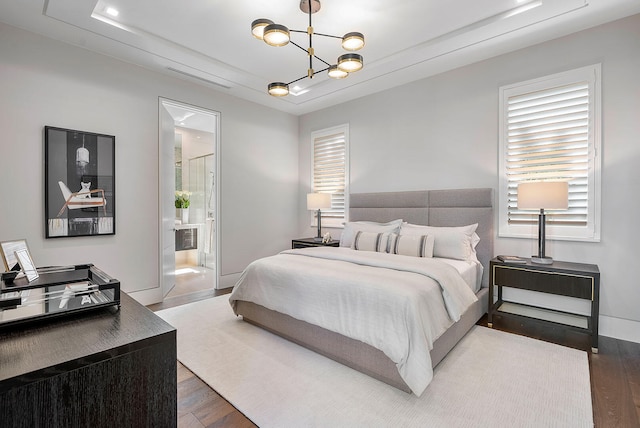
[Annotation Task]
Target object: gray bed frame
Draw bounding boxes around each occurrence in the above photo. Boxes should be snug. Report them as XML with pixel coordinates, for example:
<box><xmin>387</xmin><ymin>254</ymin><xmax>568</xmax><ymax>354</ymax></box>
<box><xmin>236</xmin><ymin>188</ymin><xmax>494</xmax><ymax>393</ymax></box>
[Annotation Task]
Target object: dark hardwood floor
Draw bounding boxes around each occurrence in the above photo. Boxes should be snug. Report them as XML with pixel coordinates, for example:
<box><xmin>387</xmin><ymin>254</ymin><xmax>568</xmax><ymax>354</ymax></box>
<box><xmin>150</xmin><ymin>291</ymin><xmax>640</xmax><ymax>428</ymax></box>
<box><xmin>175</xmin><ymin>362</ymin><xmax>256</xmax><ymax>428</ymax></box>
<box><xmin>149</xmin><ymin>289</ymin><xmax>257</xmax><ymax>428</ymax></box>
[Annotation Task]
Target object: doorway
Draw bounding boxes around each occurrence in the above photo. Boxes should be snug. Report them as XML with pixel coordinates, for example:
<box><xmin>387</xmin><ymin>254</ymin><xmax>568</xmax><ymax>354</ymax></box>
<box><xmin>159</xmin><ymin>98</ymin><xmax>220</xmax><ymax>300</ymax></box>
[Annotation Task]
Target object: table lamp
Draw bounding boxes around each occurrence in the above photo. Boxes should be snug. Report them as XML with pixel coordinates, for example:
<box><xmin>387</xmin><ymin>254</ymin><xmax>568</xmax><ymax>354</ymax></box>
<box><xmin>307</xmin><ymin>193</ymin><xmax>332</xmax><ymax>242</ymax></box>
<box><xmin>517</xmin><ymin>181</ymin><xmax>569</xmax><ymax>264</ymax></box>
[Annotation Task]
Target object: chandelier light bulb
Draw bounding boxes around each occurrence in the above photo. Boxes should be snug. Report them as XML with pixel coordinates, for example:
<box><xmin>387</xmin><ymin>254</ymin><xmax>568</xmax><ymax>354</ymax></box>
<box><xmin>337</xmin><ymin>53</ymin><xmax>363</xmax><ymax>72</ymax></box>
<box><xmin>328</xmin><ymin>65</ymin><xmax>349</xmax><ymax>79</ymax></box>
<box><xmin>268</xmin><ymin>82</ymin><xmax>290</xmax><ymax>97</ymax></box>
<box><xmin>251</xmin><ymin>19</ymin><xmax>273</xmax><ymax>40</ymax></box>
<box><xmin>341</xmin><ymin>32</ymin><xmax>365</xmax><ymax>51</ymax></box>
<box><xmin>263</xmin><ymin>24</ymin><xmax>290</xmax><ymax>47</ymax></box>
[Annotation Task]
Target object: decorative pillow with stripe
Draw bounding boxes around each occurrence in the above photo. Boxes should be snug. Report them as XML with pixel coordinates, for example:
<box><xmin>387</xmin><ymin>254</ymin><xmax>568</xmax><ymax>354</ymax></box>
<box><xmin>351</xmin><ymin>231</ymin><xmax>389</xmax><ymax>252</ymax></box>
<box><xmin>340</xmin><ymin>219</ymin><xmax>403</xmax><ymax>248</ymax></box>
<box><xmin>387</xmin><ymin>233</ymin><xmax>435</xmax><ymax>258</ymax></box>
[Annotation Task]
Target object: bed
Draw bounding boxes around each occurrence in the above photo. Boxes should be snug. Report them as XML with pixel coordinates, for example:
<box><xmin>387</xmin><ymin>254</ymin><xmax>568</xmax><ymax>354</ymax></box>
<box><xmin>229</xmin><ymin>188</ymin><xmax>493</xmax><ymax>396</ymax></box>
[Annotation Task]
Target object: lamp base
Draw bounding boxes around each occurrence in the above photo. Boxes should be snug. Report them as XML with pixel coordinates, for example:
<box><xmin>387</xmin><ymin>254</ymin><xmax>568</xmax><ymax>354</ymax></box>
<box><xmin>313</xmin><ymin>236</ymin><xmax>323</xmax><ymax>242</ymax></box>
<box><xmin>531</xmin><ymin>256</ymin><xmax>554</xmax><ymax>265</ymax></box>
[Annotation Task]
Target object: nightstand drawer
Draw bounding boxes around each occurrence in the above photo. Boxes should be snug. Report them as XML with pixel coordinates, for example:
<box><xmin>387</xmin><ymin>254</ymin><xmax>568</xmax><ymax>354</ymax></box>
<box><xmin>493</xmin><ymin>265</ymin><xmax>593</xmax><ymax>300</ymax></box>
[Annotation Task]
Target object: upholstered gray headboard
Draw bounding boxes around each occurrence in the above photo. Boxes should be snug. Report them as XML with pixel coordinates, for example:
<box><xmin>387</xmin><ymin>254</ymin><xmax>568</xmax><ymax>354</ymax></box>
<box><xmin>349</xmin><ymin>188</ymin><xmax>494</xmax><ymax>288</ymax></box>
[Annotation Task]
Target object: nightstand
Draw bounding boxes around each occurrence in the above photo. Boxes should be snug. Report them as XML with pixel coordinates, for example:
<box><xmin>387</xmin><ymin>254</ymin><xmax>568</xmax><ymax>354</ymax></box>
<box><xmin>488</xmin><ymin>258</ymin><xmax>600</xmax><ymax>353</ymax></box>
<box><xmin>292</xmin><ymin>238</ymin><xmax>340</xmax><ymax>249</ymax></box>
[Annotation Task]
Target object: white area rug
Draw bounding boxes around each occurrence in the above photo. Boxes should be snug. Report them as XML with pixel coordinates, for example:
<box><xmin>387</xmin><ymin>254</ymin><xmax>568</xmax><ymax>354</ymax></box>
<box><xmin>157</xmin><ymin>296</ymin><xmax>593</xmax><ymax>428</ymax></box>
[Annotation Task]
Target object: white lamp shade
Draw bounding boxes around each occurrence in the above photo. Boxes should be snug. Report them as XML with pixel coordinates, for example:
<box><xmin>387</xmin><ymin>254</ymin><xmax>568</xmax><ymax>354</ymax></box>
<box><xmin>307</xmin><ymin>193</ymin><xmax>331</xmax><ymax>210</ymax></box>
<box><xmin>517</xmin><ymin>181</ymin><xmax>569</xmax><ymax>210</ymax></box>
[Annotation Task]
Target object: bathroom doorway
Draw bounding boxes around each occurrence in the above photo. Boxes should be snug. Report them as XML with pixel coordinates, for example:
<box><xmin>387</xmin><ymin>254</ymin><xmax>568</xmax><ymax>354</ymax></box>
<box><xmin>159</xmin><ymin>98</ymin><xmax>220</xmax><ymax>299</ymax></box>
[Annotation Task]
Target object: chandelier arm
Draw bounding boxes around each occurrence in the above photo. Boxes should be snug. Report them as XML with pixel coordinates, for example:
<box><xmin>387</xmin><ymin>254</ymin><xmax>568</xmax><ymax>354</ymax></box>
<box><xmin>288</xmin><ymin>40</ymin><xmax>309</xmax><ymax>54</ymax></box>
<box><xmin>286</xmin><ymin>74</ymin><xmax>310</xmax><ymax>85</ymax></box>
<box><xmin>312</xmin><ymin>32</ymin><xmax>342</xmax><ymax>39</ymax></box>
<box><xmin>284</xmin><ymin>63</ymin><xmax>331</xmax><ymax>86</ymax></box>
<box><xmin>313</xmin><ymin>55</ymin><xmax>331</xmax><ymax>67</ymax></box>
<box><xmin>290</xmin><ymin>30</ymin><xmax>341</xmax><ymax>39</ymax></box>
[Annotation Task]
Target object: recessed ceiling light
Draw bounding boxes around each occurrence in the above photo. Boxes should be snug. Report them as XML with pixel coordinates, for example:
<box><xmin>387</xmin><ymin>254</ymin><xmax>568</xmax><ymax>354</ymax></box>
<box><xmin>290</xmin><ymin>87</ymin><xmax>310</xmax><ymax>96</ymax></box>
<box><xmin>504</xmin><ymin>1</ymin><xmax>541</xmax><ymax>18</ymax></box>
<box><xmin>106</xmin><ymin>7</ymin><xmax>119</xmax><ymax>17</ymax></box>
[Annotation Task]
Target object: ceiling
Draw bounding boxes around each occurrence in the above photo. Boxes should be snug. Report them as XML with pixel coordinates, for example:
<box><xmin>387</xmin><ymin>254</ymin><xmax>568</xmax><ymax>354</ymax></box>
<box><xmin>1</xmin><ymin>0</ymin><xmax>639</xmax><ymax>116</ymax></box>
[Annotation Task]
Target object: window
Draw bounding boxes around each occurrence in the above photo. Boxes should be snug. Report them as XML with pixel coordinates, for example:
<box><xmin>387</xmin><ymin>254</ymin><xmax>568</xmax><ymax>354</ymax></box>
<box><xmin>498</xmin><ymin>65</ymin><xmax>601</xmax><ymax>241</ymax></box>
<box><xmin>311</xmin><ymin>124</ymin><xmax>349</xmax><ymax>228</ymax></box>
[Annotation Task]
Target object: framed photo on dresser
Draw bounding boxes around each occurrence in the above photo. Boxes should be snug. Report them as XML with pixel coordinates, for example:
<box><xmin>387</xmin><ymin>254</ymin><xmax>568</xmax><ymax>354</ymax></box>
<box><xmin>0</xmin><ymin>239</ymin><xmax>29</xmax><ymax>271</ymax></box>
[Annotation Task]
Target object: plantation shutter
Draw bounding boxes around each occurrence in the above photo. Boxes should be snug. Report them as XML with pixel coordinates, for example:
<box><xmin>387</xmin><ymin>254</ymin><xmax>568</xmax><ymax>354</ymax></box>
<box><xmin>506</xmin><ymin>81</ymin><xmax>590</xmax><ymax>227</ymax></box>
<box><xmin>313</xmin><ymin>129</ymin><xmax>346</xmax><ymax>225</ymax></box>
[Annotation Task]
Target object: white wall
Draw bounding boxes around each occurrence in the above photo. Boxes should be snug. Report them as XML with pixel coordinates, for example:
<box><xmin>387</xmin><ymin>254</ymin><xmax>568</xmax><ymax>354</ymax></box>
<box><xmin>298</xmin><ymin>14</ymin><xmax>640</xmax><ymax>343</ymax></box>
<box><xmin>0</xmin><ymin>22</ymin><xmax>299</xmax><ymax>301</ymax></box>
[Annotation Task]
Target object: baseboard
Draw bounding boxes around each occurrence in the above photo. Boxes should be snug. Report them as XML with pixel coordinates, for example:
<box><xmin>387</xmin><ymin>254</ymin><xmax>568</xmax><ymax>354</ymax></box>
<box><xmin>128</xmin><ymin>286</ymin><xmax>163</xmax><ymax>306</ymax></box>
<box><xmin>218</xmin><ymin>272</ymin><xmax>241</xmax><ymax>289</ymax></box>
<box><xmin>600</xmin><ymin>315</ymin><xmax>640</xmax><ymax>344</ymax></box>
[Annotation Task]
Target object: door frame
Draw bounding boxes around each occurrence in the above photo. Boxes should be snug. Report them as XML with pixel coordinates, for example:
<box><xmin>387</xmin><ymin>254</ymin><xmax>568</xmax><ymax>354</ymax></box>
<box><xmin>159</xmin><ymin>97</ymin><xmax>221</xmax><ymax>297</ymax></box>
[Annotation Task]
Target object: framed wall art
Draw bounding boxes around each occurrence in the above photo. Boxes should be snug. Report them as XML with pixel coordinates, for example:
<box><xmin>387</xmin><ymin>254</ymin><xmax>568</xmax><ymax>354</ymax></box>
<box><xmin>45</xmin><ymin>126</ymin><xmax>115</xmax><ymax>238</ymax></box>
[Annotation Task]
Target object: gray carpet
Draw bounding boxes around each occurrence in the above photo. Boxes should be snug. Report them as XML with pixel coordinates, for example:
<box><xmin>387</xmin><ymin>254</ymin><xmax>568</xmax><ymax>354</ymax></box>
<box><xmin>157</xmin><ymin>295</ymin><xmax>593</xmax><ymax>428</ymax></box>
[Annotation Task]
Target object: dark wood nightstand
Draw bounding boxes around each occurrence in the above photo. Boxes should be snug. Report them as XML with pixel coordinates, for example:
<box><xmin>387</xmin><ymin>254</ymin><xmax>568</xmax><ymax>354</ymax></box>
<box><xmin>292</xmin><ymin>237</ymin><xmax>340</xmax><ymax>249</ymax></box>
<box><xmin>488</xmin><ymin>258</ymin><xmax>600</xmax><ymax>353</ymax></box>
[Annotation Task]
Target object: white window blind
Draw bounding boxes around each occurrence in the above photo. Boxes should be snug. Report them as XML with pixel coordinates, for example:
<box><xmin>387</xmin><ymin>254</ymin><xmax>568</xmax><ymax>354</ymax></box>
<box><xmin>499</xmin><ymin>65</ymin><xmax>601</xmax><ymax>241</ymax></box>
<box><xmin>311</xmin><ymin>125</ymin><xmax>349</xmax><ymax>227</ymax></box>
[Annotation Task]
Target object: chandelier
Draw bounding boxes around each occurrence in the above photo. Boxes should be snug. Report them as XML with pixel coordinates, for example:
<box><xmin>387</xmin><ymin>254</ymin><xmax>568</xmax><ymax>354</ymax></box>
<box><xmin>251</xmin><ymin>0</ymin><xmax>365</xmax><ymax>97</ymax></box>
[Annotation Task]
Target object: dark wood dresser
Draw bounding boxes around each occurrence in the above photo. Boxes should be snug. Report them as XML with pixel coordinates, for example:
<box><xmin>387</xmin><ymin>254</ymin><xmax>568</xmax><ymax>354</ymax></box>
<box><xmin>0</xmin><ymin>292</ymin><xmax>177</xmax><ymax>427</ymax></box>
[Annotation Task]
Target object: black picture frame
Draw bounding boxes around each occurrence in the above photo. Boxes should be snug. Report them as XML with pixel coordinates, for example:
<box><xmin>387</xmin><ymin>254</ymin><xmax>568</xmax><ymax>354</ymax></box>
<box><xmin>44</xmin><ymin>126</ymin><xmax>116</xmax><ymax>238</ymax></box>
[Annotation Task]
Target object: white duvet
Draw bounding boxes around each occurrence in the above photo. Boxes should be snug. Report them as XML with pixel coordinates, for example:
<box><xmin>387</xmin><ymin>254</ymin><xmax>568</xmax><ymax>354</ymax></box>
<box><xmin>229</xmin><ymin>247</ymin><xmax>478</xmax><ymax>396</ymax></box>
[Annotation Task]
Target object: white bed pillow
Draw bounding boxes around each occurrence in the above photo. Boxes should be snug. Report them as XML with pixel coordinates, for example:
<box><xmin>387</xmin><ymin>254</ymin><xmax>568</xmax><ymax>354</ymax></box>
<box><xmin>400</xmin><ymin>223</ymin><xmax>478</xmax><ymax>261</ymax></box>
<box><xmin>351</xmin><ymin>231</ymin><xmax>389</xmax><ymax>252</ymax></box>
<box><xmin>340</xmin><ymin>219</ymin><xmax>403</xmax><ymax>248</ymax></box>
<box><xmin>387</xmin><ymin>233</ymin><xmax>434</xmax><ymax>258</ymax></box>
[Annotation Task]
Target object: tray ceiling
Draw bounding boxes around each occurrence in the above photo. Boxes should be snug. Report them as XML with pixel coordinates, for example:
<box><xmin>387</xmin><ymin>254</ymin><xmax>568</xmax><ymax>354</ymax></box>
<box><xmin>1</xmin><ymin>0</ymin><xmax>639</xmax><ymax>115</ymax></box>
